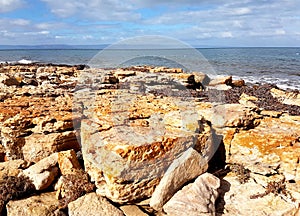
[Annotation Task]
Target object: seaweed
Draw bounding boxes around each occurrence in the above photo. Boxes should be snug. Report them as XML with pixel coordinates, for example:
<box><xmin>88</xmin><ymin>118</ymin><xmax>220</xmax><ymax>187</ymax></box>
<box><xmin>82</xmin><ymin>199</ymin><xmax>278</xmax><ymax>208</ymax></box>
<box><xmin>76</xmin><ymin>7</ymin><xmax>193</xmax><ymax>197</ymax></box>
<box><xmin>0</xmin><ymin>175</ymin><xmax>35</xmax><ymax>214</ymax></box>
<box><xmin>58</xmin><ymin>169</ymin><xmax>95</xmax><ymax>209</ymax></box>
<box><xmin>229</xmin><ymin>163</ymin><xmax>251</xmax><ymax>184</ymax></box>
<box><xmin>250</xmin><ymin>179</ymin><xmax>289</xmax><ymax>199</ymax></box>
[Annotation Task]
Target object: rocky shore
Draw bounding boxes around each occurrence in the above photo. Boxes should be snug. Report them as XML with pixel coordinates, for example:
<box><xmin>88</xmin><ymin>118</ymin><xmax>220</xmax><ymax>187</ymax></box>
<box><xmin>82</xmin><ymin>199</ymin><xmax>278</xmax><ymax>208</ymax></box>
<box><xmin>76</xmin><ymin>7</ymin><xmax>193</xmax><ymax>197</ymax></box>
<box><xmin>0</xmin><ymin>63</ymin><xmax>299</xmax><ymax>215</ymax></box>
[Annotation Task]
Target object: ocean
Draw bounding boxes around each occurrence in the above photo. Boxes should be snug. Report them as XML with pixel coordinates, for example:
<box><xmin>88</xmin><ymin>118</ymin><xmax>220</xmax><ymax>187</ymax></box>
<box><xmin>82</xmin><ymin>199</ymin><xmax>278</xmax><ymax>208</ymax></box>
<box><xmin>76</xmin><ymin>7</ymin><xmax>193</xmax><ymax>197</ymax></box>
<box><xmin>0</xmin><ymin>47</ymin><xmax>299</xmax><ymax>90</ymax></box>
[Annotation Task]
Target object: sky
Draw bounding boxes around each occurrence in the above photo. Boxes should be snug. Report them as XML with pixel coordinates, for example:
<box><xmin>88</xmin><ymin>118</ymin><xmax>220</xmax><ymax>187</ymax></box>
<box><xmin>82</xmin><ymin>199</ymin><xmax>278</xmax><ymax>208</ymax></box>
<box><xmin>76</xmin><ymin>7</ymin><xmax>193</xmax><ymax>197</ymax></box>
<box><xmin>0</xmin><ymin>0</ymin><xmax>300</xmax><ymax>47</ymax></box>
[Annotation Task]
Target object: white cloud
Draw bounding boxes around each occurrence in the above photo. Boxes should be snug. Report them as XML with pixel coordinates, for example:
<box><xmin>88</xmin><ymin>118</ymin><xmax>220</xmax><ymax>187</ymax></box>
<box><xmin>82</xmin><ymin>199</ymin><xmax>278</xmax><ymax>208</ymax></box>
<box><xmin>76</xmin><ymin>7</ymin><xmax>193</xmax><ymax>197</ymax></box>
<box><xmin>41</xmin><ymin>0</ymin><xmax>140</xmax><ymax>21</ymax></box>
<box><xmin>221</xmin><ymin>31</ymin><xmax>233</xmax><ymax>38</ymax></box>
<box><xmin>0</xmin><ymin>0</ymin><xmax>24</xmax><ymax>13</ymax></box>
<box><xmin>10</xmin><ymin>19</ymin><xmax>30</xmax><ymax>26</ymax></box>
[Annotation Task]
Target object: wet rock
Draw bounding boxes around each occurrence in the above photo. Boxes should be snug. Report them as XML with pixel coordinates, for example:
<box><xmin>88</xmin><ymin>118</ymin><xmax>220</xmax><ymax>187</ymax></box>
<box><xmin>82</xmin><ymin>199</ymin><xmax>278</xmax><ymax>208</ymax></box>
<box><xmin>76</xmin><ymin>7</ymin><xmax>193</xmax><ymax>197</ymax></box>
<box><xmin>6</xmin><ymin>192</ymin><xmax>60</xmax><ymax>216</ymax></box>
<box><xmin>21</xmin><ymin>153</ymin><xmax>58</xmax><ymax>190</ymax></box>
<box><xmin>150</xmin><ymin>148</ymin><xmax>208</xmax><ymax>210</ymax></box>
<box><xmin>231</xmin><ymin>79</ymin><xmax>245</xmax><ymax>87</ymax></box>
<box><xmin>163</xmin><ymin>173</ymin><xmax>220</xmax><ymax>216</ymax></box>
<box><xmin>68</xmin><ymin>192</ymin><xmax>124</xmax><ymax>216</ymax></box>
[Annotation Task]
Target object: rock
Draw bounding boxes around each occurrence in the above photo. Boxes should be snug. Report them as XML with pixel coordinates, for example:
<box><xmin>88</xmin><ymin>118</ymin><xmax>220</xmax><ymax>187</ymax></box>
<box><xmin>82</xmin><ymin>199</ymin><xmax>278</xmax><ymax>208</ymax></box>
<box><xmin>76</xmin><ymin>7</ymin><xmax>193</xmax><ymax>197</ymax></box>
<box><xmin>217</xmin><ymin>176</ymin><xmax>298</xmax><ymax>216</ymax></box>
<box><xmin>68</xmin><ymin>192</ymin><xmax>124</xmax><ymax>216</ymax></box>
<box><xmin>0</xmin><ymin>159</ymin><xmax>25</xmax><ymax>179</ymax></box>
<box><xmin>120</xmin><ymin>205</ymin><xmax>148</xmax><ymax>216</ymax></box>
<box><xmin>149</xmin><ymin>67</ymin><xmax>183</xmax><ymax>73</ymax></box>
<box><xmin>207</xmin><ymin>84</ymin><xmax>232</xmax><ymax>91</ymax></box>
<box><xmin>211</xmin><ymin>104</ymin><xmax>260</xmax><ymax>128</ymax></box>
<box><xmin>231</xmin><ymin>79</ymin><xmax>245</xmax><ymax>87</ymax></box>
<box><xmin>208</xmin><ymin>76</ymin><xmax>232</xmax><ymax>86</ymax></box>
<box><xmin>21</xmin><ymin>153</ymin><xmax>58</xmax><ymax>190</ymax></box>
<box><xmin>6</xmin><ymin>192</ymin><xmax>61</xmax><ymax>216</ymax></box>
<box><xmin>0</xmin><ymin>74</ymin><xmax>20</xmax><ymax>86</ymax></box>
<box><xmin>58</xmin><ymin>150</ymin><xmax>81</xmax><ymax>175</ymax></box>
<box><xmin>150</xmin><ymin>148</ymin><xmax>208</xmax><ymax>210</ymax></box>
<box><xmin>192</xmin><ymin>72</ymin><xmax>210</xmax><ymax>86</ymax></box>
<box><xmin>227</xmin><ymin>116</ymin><xmax>300</xmax><ymax>181</ymax></box>
<box><xmin>81</xmin><ymin>87</ymin><xmax>213</xmax><ymax>202</ymax></box>
<box><xmin>238</xmin><ymin>93</ymin><xmax>258</xmax><ymax>107</ymax></box>
<box><xmin>270</xmin><ymin>88</ymin><xmax>300</xmax><ymax>106</ymax></box>
<box><xmin>163</xmin><ymin>173</ymin><xmax>220</xmax><ymax>216</ymax></box>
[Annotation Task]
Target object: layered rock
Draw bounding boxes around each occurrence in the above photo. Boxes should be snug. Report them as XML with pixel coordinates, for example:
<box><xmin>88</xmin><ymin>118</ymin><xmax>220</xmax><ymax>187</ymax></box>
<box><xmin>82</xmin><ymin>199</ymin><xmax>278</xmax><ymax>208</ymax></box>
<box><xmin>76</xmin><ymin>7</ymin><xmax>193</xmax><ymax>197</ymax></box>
<box><xmin>0</xmin><ymin>64</ymin><xmax>299</xmax><ymax>215</ymax></box>
<box><xmin>79</xmin><ymin>68</ymin><xmax>214</xmax><ymax>202</ymax></box>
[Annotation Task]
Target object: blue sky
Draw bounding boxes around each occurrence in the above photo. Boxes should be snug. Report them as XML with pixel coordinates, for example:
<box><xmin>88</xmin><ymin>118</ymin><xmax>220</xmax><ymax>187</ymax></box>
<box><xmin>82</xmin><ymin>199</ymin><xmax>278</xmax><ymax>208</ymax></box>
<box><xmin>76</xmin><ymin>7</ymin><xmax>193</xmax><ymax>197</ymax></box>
<box><xmin>0</xmin><ymin>0</ymin><xmax>300</xmax><ymax>46</ymax></box>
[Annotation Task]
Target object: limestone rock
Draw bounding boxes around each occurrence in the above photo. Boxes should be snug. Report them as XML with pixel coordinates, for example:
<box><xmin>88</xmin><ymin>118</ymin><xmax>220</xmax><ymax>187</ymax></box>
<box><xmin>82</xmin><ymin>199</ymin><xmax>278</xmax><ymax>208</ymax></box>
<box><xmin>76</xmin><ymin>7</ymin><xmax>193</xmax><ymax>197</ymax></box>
<box><xmin>150</xmin><ymin>148</ymin><xmax>208</xmax><ymax>210</ymax></box>
<box><xmin>228</xmin><ymin>116</ymin><xmax>300</xmax><ymax>181</ymax></box>
<box><xmin>271</xmin><ymin>88</ymin><xmax>300</xmax><ymax>106</ymax></box>
<box><xmin>68</xmin><ymin>192</ymin><xmax>124</xmax><ymax>216</ymax></box>
<box><xmin>207</xmin><ymin>84</ymin><xmax>232</xmax><ymax>91</ymax></box>
<box><xmin>120</xmin><ymin>205</ymin><xmax>148</xmax><ymax>216</ymax></box>
<box><xmin>208</xmin><ymin>76</ymin><xmax>232</xmax><ymax>86</ymax></box>
<box><xmin>0</xmin><ymin>74</ymin><xmax>20</xmax><ymax>86</ymax></box>
<box><xmin>21</xmin><ymin>153</ymin><xmax>58</xmax><ymax>190</ymax></box>
<box><xmin>0</xmin><ymin>159</ymin><xmax>25</xmax><ymax>179</ymax></box>
<box><xmin>163</xmin><ymin>173</ymin><xmax>220</xmax><ymax>215</ymax></box>
<box><xmin>58</xmin><ymin>149</ymin><xmax>81</xmax><ymax>175</ymax></box>
<box><xmin>218</xmin><ymin>176</ymin><xmax>298</xmax><ymax>216</ymax></box>
<box><xmin>192</xmin><ymin>72</ymin><xmax>210</xmax><ymax>86</ymax></box>
<box><xmin>6</xmin><ymin>192</ymin><xmax>60</xmax><ymax>216</ymax></box>
<box><xmin>81</xmin><ymin>86</ymin><xmax>213</xmax><ymax>202</ymax></box>
<box><xmin>231</xmin><ymin>79</ymin><xmax>245</xmax><ymax>87</ymax></box>
<box><xmin>211</xmin><ymin>103</ymin><xmax>260</xmax><ymax>128</ymax></box>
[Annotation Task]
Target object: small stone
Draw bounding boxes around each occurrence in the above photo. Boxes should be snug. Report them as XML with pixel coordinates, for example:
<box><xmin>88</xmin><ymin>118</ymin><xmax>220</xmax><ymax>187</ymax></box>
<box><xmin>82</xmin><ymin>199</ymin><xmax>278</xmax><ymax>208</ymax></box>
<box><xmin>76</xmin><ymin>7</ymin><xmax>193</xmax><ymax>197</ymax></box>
<box><xmin>58</xmin><ymin>150</ymin><xmax>81</xmax><ymax>175</ymax></box>
<box><xmin>0</xmin><ymin>159</ymin><xmax>25</xmax><ymax>180</ymax></box>
<box><xmin>231</xmin><ymin>79</ymin><xmax>245</xmax><ymax>87</ymax></box>
<box><xmin>163</xmin><ymin>173</ymin><xmax>220</xmax><ymax>216</ymax></box>
<box><xmin>6</xmin><ymin>192</ymin><xmax>59</xmax><ymax>216</ymax></box>
<box><xmin>68</xmin><ymin>193</ymin><xmax>124</xmax><ymax>216</ymax></box>
<box><xmin>21</xmin><ymin>153</ymin><xmax>58</xmax><ymax>190</ymax></box>
<box><xmin>208</xmin><ymin>76</ymin><xmax>232</xmax><ymax>86</ymax></box>
<box><xmin>120</xmin><ymin>205</ymin><xmax>148</xmax><ymax>216</ymax></box>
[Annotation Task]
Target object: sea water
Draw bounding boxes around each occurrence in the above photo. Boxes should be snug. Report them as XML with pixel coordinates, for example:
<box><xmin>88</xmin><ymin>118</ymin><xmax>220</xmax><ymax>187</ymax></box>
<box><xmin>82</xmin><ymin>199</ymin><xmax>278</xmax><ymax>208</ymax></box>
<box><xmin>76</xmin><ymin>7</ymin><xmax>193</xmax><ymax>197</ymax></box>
<box><xmin>0</xmin><ymin>47</ymin><xmax>299</xmax><ymax>90</ymax></box>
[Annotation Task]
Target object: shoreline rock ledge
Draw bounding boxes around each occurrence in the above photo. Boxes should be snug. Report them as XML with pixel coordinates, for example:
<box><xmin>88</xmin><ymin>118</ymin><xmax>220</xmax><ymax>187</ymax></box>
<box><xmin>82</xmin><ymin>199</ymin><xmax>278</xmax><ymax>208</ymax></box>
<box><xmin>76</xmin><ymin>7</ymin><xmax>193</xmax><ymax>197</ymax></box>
<box><xmin>78</xmin><ymin>67</ymin><xmax>215</xmax><ymax>203</ymax></box>
<box><xmin>0</xmin><ymin>64</ymin><xmax>299</xmax><ymax>216</ymax></box>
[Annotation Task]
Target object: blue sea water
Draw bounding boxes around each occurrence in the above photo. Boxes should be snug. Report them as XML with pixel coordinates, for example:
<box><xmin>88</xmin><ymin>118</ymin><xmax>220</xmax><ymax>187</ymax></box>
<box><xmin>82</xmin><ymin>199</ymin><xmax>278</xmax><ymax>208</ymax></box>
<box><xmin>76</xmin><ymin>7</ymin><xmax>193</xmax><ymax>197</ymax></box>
<box><xmin>0</xmin><ymin>47</ymin><xmax>299</xmax><ymax>89</ymax></box>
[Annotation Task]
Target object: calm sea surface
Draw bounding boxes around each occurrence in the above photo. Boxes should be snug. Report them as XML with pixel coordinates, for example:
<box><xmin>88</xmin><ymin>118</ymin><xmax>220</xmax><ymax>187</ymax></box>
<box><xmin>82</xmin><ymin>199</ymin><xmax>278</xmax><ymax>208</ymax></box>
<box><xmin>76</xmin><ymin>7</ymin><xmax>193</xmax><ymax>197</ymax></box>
<box><xmin>0</xmin><ymin>47</ymin><xmax>299</xmax><ymax>89</ymax></box>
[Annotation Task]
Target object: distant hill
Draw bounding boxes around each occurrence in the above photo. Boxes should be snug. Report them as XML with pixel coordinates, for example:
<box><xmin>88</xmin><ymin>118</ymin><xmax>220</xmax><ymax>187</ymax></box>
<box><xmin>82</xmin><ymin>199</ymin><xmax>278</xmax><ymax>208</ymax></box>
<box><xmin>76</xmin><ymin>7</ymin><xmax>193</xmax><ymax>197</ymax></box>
<box><xmin>0</xmin><ymin>44</ymin><xmax>110</xmax><ymax>50</ymax></box>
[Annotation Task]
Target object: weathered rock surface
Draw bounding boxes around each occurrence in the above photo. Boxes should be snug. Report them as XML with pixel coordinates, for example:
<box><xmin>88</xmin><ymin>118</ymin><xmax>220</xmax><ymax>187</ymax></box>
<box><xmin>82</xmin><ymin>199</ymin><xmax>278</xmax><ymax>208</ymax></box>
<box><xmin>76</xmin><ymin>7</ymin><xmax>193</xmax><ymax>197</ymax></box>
<box><xmin>21</xmin><ymin>153</ymin><xmax>59</xmax><ymax>190</ymax></box>
<box><xmin>120</xmin><ymin>205</ymin><xmax>149</xmax><ymax>216</ymax></box>
<box><xmin>79</xmin><ymin>68</ymin><xmax>214</xmax><ymax>203</ymax></box>
<box><xmin>217</xmin><ymin>175</ymin><xmax>298</xmax><ymax>216</ymax></box>
<box><xmin>0</xmin><ymin>64</ymin><xmax>299</xmax><ymax>215</ymax></box>
<box><xmin>68</xmin><ymin>192</ymin><xmax>124</xmax><ymax>216</ymax></box>
<box><xmin>0</xmin><ymin>159</ymin><xmax>25</xmax><ymax>179</ymax></box>
<box><xmin>150</xmin><ymin>148</ymin><xmax>208</xmax><ymax>210</ymax></box>
<box><xmin>6</xmin><ymin>192</ymin><xmax>62</xmax><ymax>216</ymax></box>
<box><xmin>163</xmin><ymin>173</ymin><xmax>220</xmax><ymax>215</ymax></box>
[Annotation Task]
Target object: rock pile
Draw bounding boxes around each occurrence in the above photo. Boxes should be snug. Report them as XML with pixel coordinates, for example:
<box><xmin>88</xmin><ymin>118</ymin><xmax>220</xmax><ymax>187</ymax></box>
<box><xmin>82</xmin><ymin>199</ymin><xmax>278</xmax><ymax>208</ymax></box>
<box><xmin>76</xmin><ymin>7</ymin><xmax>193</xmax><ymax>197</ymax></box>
<box><xmin>0</xmin><ymin>63</ymin><xmax>299</xmax><ymax>215</ymax></box>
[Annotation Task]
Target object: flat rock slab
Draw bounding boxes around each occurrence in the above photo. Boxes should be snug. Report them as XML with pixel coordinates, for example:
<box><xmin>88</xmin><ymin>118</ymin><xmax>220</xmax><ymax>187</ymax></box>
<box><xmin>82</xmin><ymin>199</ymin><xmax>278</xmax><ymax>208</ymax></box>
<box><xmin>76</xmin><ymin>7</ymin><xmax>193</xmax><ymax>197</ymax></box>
<box><xmin>68</xmin><ymin>192</ymin><xmax>124</xmax><ymax>216</ymax></box>
<box><xmin>163</xmin><ymin>173</ymin><xmax>220</xmax><ymax>215</ymax></box>
<box><xmin>150</xmin><ymin>148</ymin><xmax>208</xmax><ymax>210</ymax></box>
<box><xmin>6</xmin><ymin>192</ymin><xmax>60</xmax><ymax>216</ymax></box>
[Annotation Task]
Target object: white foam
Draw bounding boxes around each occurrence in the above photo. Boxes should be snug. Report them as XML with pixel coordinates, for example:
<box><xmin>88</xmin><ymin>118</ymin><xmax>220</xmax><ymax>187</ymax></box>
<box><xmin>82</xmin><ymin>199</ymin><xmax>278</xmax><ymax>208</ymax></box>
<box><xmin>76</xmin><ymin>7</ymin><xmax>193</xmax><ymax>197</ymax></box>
<box><xmin>18</xmin><ymin>59</ymin><xmax>33</xmax><ymax>64</ymax></box>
